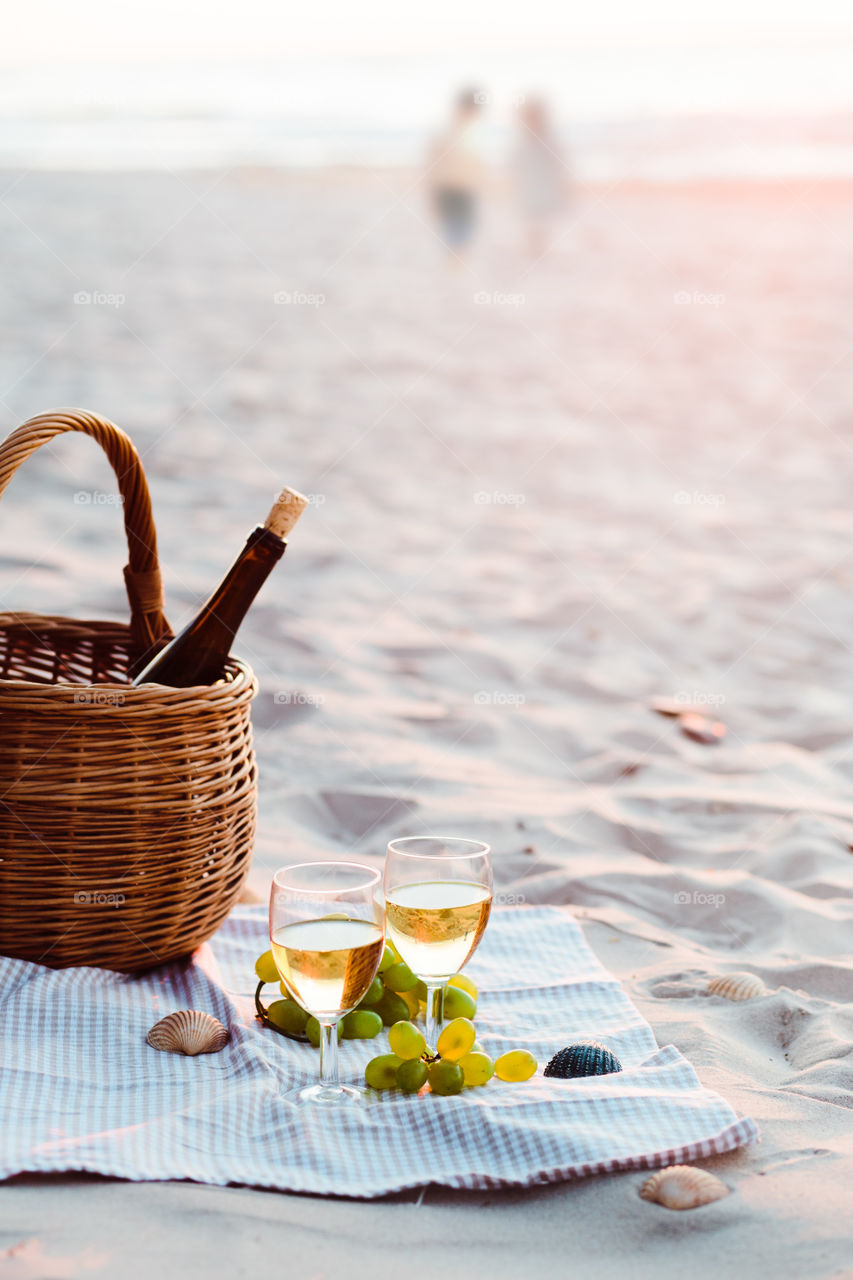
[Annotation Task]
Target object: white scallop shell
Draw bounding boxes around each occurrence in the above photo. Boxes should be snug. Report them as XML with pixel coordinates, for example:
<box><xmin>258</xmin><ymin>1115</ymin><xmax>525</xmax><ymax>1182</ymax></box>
<box><xmin>640</xmin><ymin>1165</ymin><xmax>729</xmax><ymax>1210</ymax></box>
<box><xmin>147</xmin><ymin>1010</ymin><xmax>229</xmax><ymax>1056</ymax></box>
<box><xmin>707</xmin><ymin>972</ymin><xmax>767</xmax><ymax>1001</ymax></box>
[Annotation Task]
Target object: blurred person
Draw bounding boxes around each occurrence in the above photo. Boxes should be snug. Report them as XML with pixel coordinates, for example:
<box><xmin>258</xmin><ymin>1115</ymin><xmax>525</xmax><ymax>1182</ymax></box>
<box><xmin>513</xmin><ymin>96</ymin><xmax>569</xmax><ymax>259</ymax></box>
<box><xmin>427</xmin><ymin>88</ymin><xmax>487</xmax><ymax>268</ymax></box>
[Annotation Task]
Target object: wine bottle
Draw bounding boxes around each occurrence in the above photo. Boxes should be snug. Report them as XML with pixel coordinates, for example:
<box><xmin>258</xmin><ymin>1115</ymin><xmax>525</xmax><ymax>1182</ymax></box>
<box><xmin>132</xmin><ymin>487</ymin><xmax>308</xmax><ymax>687</ymax></box>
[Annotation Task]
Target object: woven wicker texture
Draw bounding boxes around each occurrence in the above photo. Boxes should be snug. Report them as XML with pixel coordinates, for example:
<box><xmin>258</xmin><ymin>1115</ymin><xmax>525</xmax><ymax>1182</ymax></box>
<box><xmin>0</xmin><ymin>409</ymin><xmax>257</xmax><ymax>971</ymax></box>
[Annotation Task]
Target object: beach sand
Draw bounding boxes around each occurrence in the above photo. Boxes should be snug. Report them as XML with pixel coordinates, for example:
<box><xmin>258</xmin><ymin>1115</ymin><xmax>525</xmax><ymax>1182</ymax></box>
<box><xmin>0</xmin><ymin>168</ymin><xmax>852</xmax><ymax>1278</ymax></box>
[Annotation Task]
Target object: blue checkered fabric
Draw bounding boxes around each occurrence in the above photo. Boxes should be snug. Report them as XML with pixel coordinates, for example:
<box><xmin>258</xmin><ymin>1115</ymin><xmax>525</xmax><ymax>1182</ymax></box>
<box><xmin>0</xmin><ymin>906</ymin><xmax>756</xmax><ymax>1196</ymax></box>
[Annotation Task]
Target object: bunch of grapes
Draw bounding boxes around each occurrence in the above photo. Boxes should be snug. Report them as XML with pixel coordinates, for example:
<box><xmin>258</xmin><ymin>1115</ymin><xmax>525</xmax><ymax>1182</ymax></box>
<box><xmin>365</xmin><ymin>1017</ymin><xmax>537</xmax><ymax>1095</ymax></box>
<box><xmin>253</xmin><ymin>939</ymin><xmax>477</xmax><ymax>1045</ymax></box>
<box><xmin>253</xmin><ymin>941</ymin><xmax>538</xmax><ymax>1093</ymax></box>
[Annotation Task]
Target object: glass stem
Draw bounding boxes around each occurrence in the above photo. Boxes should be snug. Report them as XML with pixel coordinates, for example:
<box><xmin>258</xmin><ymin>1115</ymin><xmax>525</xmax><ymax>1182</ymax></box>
<box><xmin>319</xmin><ymin>1020</ymin><xmax>340</xmax><ymax>1091</ymax></box>
<box><xmin>425</xmin><ymin>983</ymin><xmax>445</xmax><ymax>1049</ymax></box>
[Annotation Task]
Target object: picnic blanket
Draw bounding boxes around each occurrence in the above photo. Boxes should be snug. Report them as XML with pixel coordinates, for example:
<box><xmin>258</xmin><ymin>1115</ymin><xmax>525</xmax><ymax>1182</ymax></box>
<box><xmin>0</xmin><ymin>905</ymin><xmax>757</xmax><ymax>1197</ymax></box>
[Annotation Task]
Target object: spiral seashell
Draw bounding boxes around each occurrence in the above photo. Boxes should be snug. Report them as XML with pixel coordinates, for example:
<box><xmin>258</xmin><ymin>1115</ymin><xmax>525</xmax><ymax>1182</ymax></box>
<box><xmin>707</xmin><ymin>972</ymin><xmax>766</xmax><ymax>1001</ymax></box>
<box><xmin>147</xmin><ymin>1010</ymin><xmax>229</xmax><ymax>1056</ymax></box>
<box><xmin>640</xmin><ymin>1165</ymin><xmax>729</xmax><ymax>1210</ymax></box>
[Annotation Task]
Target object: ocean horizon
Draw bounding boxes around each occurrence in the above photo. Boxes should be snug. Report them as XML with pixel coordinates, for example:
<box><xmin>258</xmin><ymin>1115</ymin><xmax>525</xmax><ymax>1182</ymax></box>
<box><xmin>4</xmin><ymin>51</ymin><xmax>853</xmax><ymax>179</ymax></box>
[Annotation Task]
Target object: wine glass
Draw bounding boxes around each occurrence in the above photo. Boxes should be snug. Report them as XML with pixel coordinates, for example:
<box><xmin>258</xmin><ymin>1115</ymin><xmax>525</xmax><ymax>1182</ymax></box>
<box><xmin>384</xmin><ymin>837</ymin><xmax>492</xmax><ymax>1049</ymax></box>
<box><xmin>269</xmin><ymin>861</ymin><xmax>384</xmax><ymax>1104</ymax></box>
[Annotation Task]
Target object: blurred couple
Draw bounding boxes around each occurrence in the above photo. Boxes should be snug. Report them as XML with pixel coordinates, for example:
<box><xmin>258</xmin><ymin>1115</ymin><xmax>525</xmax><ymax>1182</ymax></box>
<box><xmin>427</xmin><ymin>88</ymin><xmax>570</xmax><ymax>266</ymax></box>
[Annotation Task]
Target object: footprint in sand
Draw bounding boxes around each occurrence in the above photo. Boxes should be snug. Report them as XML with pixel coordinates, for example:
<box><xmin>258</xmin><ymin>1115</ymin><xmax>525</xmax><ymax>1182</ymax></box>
<box><xmin>319</xmin><ymin>790</ymin><xmax>418</xmax><ymax>840</ymax></box>
<box><xmin>252</xmin><ymin>690</ymin><xmax>323</xmax><ymax>729</ymax></box>
<box><xmin>645</xmin><ymin>972</ymin><xmax>711</xmax><ymax>999</ymax></box>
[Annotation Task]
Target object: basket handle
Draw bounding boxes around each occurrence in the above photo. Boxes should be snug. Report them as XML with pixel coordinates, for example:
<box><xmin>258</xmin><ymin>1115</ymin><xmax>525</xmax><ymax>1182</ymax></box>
<box><xmin>0</xmin><ymin>408</ymin><xmax>173</xmax><ymax>666</ymax></box>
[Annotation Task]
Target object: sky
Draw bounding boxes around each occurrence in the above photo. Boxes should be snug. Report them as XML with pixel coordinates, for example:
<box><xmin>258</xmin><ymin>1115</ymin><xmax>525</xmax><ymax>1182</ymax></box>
<box><xmin>5</xmin><ymin>0</ymin><xmax>853</xmax><ymax>63</ymax></box>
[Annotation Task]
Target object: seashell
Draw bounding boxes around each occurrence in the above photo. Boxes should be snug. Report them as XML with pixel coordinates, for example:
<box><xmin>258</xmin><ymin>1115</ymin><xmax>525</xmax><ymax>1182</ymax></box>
<box><xmin>640</xmin><ymin>1165</ymin><xmax>729</xmax><ymax>1210</ymax></box>
<box><xmin>679</xmin><ymin>713</ymin><xmax>726</xmax><ymax>744</ymax></box>
<box><xmin>707</xmin><ymin>972</ymin><xmax>766</xmax><ymax>1001</ymax></box>
<box><xmin>147</xmin><ymin>1010</ymin><xmax>229</xmax><ymax>1056</ymax></box>
<box><xmin>544</xmin><ymin>1041</ymin><xmax>622</xmax><ymax>1079</ymax></box>
<box><xmin>652</xmin><ymin>698</ymin><xmax>701</xmax><ymax>718</ymax></box>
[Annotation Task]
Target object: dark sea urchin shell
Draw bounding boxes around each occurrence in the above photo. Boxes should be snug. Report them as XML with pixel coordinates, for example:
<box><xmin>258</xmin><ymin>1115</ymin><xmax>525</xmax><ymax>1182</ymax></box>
<box><xmin>544</xmin><ymin>1042</ymin><xmax>622</xmax><ymax>1079</ymax></box>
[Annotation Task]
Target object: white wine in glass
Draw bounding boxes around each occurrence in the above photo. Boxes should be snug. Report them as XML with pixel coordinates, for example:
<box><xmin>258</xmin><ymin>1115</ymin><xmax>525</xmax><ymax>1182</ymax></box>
<box><xmin>269</xmin><ymin>862</ymin><xmax>384</xmax><ymax>1104</ymax></box>
<box><xmin>384</xmin><ymin>837</ymin><xmax>492</xmax><ymax>1049</ymax></box>
<box><xmin>384</xmin><ymin>881</ymin><xmax>491</xmax><ymax>978</ymax></box>
<box><xmin>271</xmin><ymin>918</ymin><xmax>384</xmax><ymax>1018</ymax></box>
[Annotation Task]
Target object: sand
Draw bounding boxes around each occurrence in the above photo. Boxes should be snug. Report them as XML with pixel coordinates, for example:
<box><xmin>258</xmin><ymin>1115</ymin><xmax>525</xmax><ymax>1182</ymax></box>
<box><xmin>1</xmin><ymin>168</ymin><xmax>852</xmax><ymax>1278</ymax></box>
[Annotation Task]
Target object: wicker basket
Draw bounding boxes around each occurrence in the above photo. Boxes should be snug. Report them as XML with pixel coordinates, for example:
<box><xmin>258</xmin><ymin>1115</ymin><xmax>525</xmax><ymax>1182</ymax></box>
<box><xmin>0</xmin><ymin>409</ymin><xmax>257</xmax><ymax>971</ymax></box>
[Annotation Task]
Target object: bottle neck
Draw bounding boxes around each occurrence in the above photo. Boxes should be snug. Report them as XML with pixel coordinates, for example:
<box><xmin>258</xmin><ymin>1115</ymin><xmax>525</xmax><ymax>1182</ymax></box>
<box><xmin>131</xmin><ymin>523</ymin><xmax>290</xmax><ymax>686</ymax></box>
<box><xmin>200</xmin><ymin>526</ymin><xmax>285</xmax><ymax>641</ymax></box>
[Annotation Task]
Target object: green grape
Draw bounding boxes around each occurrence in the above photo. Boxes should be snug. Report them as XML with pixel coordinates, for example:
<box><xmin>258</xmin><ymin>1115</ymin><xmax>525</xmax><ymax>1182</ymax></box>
<box><xmin>400</xmin><ymin>989</ymin><xmax>421</xmax><ymax>1019</ymax></box>
<box><xmin>359</xmin><ymin>976</ymin><xmax>385</xmax><ymax>1006</ymax></box>
<box><xmin>414</xmin><ymin>979</ymin><xmax>428</xmax><ymax>1001</ymax></box>
<box><xmin>305</xmin><ymin>1017</ymin><xmax>344</xmax><ymax>1048</ymax></box>
<box><xmin>378</xmin><ymin>944</ymin><xmax>399</xmax><ymax>973</ymax></box>
<box><xmin>447</xmin><ymin>973</ymin><xmax>478</xmax><ymax>1000</ymax></box>
<box><xmin>459</xmin><ymin>1051</ymin><xmax>494</xmax><ymax>1086</ymax></box>
<box><xmin>436</xmin><ymin>1017</ymin><xmax>476</xmax><ymax>1062</ymax></box>
<box><xmin>266</xmin><ymin>999</ymin><xmax>309</xmax><ymax>1036</ymax></box>
<box><xmin>342</xmin><ymin>1010</ymin><xmax>383</xmax><ymax>1040</ymax></box>
<box><xmin>443</xmin><ymin>986</ymin><xmax>476</xmax><ymax>1020</ymax></box>
<box><xmin>388</xmin><ymin>1020</ymin><xmax>426</xmax><ymax>1060</ymax></box>
<box><xmin>374</xmin><ymin>990</ymin><xmax>411</xmax><ymax>1027</ymax></box>
<box><xmin>495</xmin><ymin>1050</ymin><xmax>537</xmax><ymax>1082</ymax></box>
<box><xmin>384</xmin><ymin>962</ymin><xmax>419</xmax><ymax>993</ymax></box>
<box><xmin>365</xmin><ymin>1053</ymin><xmax>403</xmax><ymax>1090</ymax></box>
<box><xmin>428</xmin><ymin>1060</ymin><xmax>465</xmax><ymax>1096</ymax></box>
<box><xmin>396</xmin><ymin>1059</ymin><xmax>429</xmax><ymax>1094</ymax></box>
<box><xmin>254</xmin><ymin>950</ymin><xmax>280</xmax><ymax>984</ymax></box>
